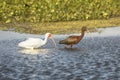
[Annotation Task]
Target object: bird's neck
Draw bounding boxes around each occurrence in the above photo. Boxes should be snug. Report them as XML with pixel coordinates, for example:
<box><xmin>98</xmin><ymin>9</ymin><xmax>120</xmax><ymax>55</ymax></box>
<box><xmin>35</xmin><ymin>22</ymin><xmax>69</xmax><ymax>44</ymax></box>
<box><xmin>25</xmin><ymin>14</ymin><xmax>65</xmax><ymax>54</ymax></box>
<box><xmin>81</xmin><ymin>30</ymin><xmax>85</xmax><ymax>37</ymax></box>
<box><xmin>44</xmin><ymin>36</ymin><xmax>48</xmax><ymax>44</ymax></box>
<box><xmin>78</xmin><ymin>30</ymin><xmax>85</xmax><ymax>41</ymax></box>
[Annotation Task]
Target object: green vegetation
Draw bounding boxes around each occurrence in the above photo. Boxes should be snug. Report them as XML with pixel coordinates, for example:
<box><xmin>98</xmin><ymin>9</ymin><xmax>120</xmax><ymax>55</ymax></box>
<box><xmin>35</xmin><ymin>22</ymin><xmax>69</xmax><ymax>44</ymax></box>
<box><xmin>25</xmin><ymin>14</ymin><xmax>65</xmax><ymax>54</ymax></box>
<box><xmin>0</xmin><ymin>0</ymin><xmax>120</xmax><ymax>34</ymax></box>
<box><xmin>0</xmin><ymin>0</ymin><xmax>120</xmax><ymax>23</ymax></box>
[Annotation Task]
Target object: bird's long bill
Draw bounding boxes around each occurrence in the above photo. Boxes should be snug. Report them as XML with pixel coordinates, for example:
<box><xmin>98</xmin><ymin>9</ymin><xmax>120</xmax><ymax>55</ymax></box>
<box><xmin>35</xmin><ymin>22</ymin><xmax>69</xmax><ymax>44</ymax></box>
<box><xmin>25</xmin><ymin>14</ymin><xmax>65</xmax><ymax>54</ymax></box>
<box><xmin>86</xmin><ymin>29</ymin><xmax>90</xmax><ymax>34</ymax></box>
<box><xmin>49</xmin><ymin>37</ymin><xmax>57</xmax><ymax>48</ymax></box>
<box><xmin>86</xmin><ymin>29</ymin><xmax>94</xmax><ymax>40</ymax></box>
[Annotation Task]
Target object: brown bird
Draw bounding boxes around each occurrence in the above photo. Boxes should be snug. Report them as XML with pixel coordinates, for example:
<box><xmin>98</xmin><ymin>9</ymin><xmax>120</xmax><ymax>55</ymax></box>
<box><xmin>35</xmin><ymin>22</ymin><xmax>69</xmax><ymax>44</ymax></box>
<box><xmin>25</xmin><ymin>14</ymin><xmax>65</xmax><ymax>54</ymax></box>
<box><xmin>59</xmin><ymin>26</ymin><xmax>87</xmax><ymax>48</ymax></box>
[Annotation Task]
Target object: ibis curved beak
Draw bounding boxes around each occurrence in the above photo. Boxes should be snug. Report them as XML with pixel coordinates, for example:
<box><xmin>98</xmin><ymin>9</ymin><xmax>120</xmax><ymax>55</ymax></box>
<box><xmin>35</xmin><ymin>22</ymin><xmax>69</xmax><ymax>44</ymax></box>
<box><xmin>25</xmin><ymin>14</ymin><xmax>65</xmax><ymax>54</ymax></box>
<box><xmin>86</xmin><ymin>28</ymin><xmax>94</xmax><ymax>40</ymax></box>
<box><xmin>86</xmin><ymin>28</ymin><xmax>90</xmax><ymax>33</ymax></box>
<box><xmin>87</xmin><ymin>30</ymin><xmax>90</xmax><ymax>34</ymax></box>
<box><xmin>49</xmin><ymin>36</ymin><xmax>57</xmax><ymax>48</ymax></box>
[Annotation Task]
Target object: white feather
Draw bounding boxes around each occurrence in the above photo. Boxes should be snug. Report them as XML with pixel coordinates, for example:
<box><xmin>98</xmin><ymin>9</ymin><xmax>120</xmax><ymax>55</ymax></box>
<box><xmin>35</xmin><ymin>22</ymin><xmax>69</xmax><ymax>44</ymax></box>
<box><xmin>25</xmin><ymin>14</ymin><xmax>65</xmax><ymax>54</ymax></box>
<box><xmin>18</xmin><ymin>33</ymin><xmax>51</xmax><ymax>49</ymax></box>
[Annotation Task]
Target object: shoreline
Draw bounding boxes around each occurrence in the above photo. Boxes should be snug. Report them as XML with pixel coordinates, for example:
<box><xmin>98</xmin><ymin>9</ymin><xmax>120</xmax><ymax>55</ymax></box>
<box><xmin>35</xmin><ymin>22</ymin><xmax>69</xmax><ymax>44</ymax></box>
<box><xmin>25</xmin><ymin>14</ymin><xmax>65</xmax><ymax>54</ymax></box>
<box><xmin>0</xmin><ymin>17</ymin><xmax>120</xmax><ymax>34</ymax></box>
<box><xmin>0</xmin><ymin>26</ymin><xmax>120</xmax><ymax>41</ymax></box>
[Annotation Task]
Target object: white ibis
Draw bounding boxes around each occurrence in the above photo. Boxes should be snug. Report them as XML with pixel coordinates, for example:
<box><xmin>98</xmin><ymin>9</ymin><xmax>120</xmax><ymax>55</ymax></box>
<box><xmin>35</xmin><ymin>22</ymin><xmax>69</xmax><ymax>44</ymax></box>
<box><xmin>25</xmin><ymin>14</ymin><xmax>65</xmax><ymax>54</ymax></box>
<box><xmin>18</xmin><ymin>33</ymin><xmax>56</xmax><ymax>49</ymax></box>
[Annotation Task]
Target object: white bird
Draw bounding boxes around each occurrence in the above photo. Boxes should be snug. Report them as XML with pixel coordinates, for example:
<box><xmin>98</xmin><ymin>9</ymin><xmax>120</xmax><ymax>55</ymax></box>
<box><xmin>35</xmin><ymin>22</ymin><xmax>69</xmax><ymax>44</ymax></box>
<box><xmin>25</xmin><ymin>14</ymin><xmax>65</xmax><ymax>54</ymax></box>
<box><xmin>18</xmin><ymin>33</ymin><xmax>57</xmax><ymax>49</ymax></box>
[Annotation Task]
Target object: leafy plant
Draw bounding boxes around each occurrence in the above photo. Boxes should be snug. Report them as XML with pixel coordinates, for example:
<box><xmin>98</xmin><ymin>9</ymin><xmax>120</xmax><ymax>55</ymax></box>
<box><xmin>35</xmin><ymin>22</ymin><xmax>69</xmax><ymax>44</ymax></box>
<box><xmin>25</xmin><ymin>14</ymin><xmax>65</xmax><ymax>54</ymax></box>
<box><xmin>0</xmin><ymin>0</ymin><xmax>120</xmax><ymax>23</ymax></box>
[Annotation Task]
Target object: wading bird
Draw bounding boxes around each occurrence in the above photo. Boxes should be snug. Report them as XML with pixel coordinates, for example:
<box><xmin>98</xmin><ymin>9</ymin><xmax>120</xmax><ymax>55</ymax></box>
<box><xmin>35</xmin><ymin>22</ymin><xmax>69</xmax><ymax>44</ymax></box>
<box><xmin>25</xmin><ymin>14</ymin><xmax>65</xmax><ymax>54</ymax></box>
<box><xmin>18</xmin><ymin>33</ymin><xmax>56</xmax><ymax>49</ymax></box>
<box><xmin>59</xmin><ymin>27</ymin><xmax>88</xmax><ymax>48</ymax></box>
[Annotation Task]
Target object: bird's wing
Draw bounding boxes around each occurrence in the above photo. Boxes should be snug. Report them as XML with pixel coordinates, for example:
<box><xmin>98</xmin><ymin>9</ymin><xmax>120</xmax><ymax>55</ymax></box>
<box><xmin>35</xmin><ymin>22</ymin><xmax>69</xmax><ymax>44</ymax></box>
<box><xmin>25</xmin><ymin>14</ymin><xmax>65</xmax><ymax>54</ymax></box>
<box><xmin>27</xmin><ymin>38</ymin><xmax>41</xmax><ymax>41</ymax></box>
<box><xmin>25</xmin><ymin>38</ymin><xmax>44</xmax><ymax>45</ymax></box>
<box><xmin>18</xmin><ymin>38</ymin><xmax>44</xmax><ymax>48</ymax></box>
<box><xmin>67</xmin><ymin>36</ymin><xmax>78</xmax><ymax>44</ymax></box>
<box><xmin>59</xmin><ymin>36</ymin><xmax>78</xmax><ymax>44</ymax></box>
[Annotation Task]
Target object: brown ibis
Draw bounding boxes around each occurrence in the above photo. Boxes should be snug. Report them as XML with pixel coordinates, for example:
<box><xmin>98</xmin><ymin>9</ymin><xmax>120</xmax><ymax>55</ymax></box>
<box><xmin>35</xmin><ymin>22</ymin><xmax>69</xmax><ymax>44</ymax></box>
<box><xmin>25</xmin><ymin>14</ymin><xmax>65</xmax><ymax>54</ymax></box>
<box><xmin>59</xmin><ymin>26</ymin><xmax>88</xmax><ymax>48</ymax></box>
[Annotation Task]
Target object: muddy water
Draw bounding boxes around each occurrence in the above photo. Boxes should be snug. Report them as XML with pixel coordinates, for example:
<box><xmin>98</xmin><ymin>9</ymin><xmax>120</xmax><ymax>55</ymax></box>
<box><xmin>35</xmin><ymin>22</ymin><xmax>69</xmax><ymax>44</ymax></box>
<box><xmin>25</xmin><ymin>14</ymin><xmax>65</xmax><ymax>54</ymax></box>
<box><xmin>0</xmin><ymin>27</ymin><xmax>120</xmax><ymax>80</ymax></box>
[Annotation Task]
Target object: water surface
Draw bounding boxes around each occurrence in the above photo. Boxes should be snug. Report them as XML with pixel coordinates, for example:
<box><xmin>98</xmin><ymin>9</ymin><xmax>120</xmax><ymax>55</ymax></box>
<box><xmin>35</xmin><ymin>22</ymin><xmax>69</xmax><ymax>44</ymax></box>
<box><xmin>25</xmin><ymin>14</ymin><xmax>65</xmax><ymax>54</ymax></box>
<box><xmin>0</xmin><ymin>27</ymin><xmax>120</xmax><ymax>80</ymax></box>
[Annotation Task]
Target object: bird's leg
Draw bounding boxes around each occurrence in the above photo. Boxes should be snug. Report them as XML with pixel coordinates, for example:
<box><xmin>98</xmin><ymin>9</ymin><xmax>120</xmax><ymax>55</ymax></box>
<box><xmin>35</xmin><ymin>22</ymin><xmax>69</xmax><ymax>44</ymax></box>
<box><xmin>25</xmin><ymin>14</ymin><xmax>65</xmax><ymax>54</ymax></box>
<box><xmin>64</xmin><ymin>45</ymin><xmax>68</xmax><ymax>48</ymax></box>
<box><xmin>70</xmin><ymin>45</ymin><xmax>73</xmax><ymax>48</ymax></box>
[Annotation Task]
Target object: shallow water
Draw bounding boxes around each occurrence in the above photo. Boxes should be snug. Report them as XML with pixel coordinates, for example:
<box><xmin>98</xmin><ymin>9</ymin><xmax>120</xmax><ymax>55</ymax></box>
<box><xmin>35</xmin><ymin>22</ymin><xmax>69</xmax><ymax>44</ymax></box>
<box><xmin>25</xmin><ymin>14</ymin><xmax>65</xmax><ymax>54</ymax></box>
<box><xmin>0</xmin><ymin>27</ymin><xmax>120</xmax><ymax>80</ymax></box>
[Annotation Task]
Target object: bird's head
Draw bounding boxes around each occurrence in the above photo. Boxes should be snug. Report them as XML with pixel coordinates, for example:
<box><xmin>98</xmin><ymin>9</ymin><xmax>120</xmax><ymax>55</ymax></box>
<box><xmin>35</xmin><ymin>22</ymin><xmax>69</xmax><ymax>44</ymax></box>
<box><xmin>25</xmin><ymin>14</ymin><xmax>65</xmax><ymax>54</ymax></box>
<box><xmin>47</xmin><ymin>33</ymin><xmax>52</xmax><ymax>38</ymax></box>
<box><xmin>45</xmin><ymin>33</ymin><xmax>51</xmax><ymax>38</ymax></box>
<box><xmin>82</xmin><ymin>26</ymin><xmax>87</xmax><ymax>31</ymax></box>
<box><xmin>45</xmin><ymin>33</ymin><xmax>57</xmax><ymax>48</ymax></box>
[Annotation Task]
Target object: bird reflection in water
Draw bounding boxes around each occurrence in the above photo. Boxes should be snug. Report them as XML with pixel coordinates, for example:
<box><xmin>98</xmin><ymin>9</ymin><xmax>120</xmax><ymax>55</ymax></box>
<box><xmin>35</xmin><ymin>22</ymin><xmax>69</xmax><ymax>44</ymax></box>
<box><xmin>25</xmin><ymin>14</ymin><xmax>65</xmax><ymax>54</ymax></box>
<box><xmin>18</xmin><ymin>49</ymin><xmax>49</xmax><ymax>54</ymax></box>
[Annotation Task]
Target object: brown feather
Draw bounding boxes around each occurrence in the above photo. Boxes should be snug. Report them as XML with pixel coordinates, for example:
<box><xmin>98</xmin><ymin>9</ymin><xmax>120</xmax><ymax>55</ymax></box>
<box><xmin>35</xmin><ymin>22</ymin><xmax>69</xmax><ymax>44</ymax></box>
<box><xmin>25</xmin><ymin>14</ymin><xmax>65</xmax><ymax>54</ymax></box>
<box><xmin>59</xmin><ymin>36</ymin><xmax>80</xmax><ymax>45</ymax></box>
<box><xmin>59</xmin><ymin>26</ymin><xmax>87</xmax><ymax>47</ymax></box>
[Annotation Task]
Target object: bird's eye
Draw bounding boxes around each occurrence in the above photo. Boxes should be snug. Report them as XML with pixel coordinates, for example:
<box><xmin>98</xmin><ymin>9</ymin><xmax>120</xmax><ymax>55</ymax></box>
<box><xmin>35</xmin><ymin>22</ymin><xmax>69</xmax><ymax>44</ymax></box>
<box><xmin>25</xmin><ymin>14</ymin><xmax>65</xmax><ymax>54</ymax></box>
<box><xmin>48</xmin><ymin>34</ymin><xmax>51</xmax><ymax>37</ymax></box>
